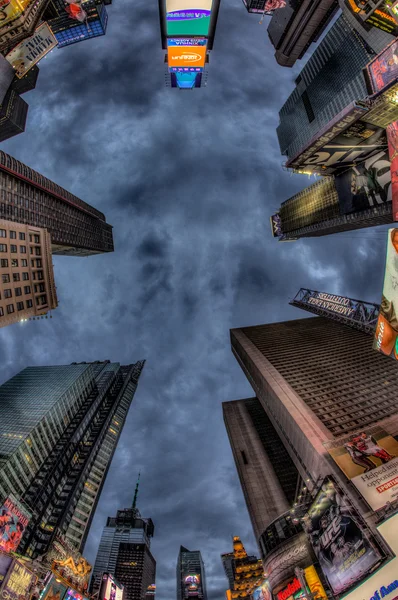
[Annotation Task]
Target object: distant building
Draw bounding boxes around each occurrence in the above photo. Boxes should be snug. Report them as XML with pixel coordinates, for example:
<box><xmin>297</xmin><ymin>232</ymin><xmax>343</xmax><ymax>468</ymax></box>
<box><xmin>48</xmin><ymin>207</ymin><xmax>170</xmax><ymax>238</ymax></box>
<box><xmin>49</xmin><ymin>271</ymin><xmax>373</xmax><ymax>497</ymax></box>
<box><xmin>221</xmin><ymin>552</ymin><xmax>235</xmax><ymax>590</ymax></box>
<box><xmin>267</xmin><ymin>0</ymin><xmax>338</xmax><ymax>67</ymax></box>
<box><xmin>0</xmin><ymin>150</ymin><xmax>114</xmax><ymax>256</ymax></box>
<box><xmin>221</xmin><ymin>538</ymin><xmax>264</xmax><ymax>600</ymax></box>
<box><xmin>91</xmin><ymin>477</ymin><xmax>156</xmax><ymax>600</ymax></box>
<box><xmin>176</xmin><ymin>547</ymin><xmax>207</xmax><ymax>600</ymax></box>
<box><xmin>0</xmin><ymin>219</ymin><xmax>57</xmax><ymax>326</ymax></box>
<box><xmin>48</xmin><ymin>1</ymin><xmax>108</xmax><ymax>48</ymax></box>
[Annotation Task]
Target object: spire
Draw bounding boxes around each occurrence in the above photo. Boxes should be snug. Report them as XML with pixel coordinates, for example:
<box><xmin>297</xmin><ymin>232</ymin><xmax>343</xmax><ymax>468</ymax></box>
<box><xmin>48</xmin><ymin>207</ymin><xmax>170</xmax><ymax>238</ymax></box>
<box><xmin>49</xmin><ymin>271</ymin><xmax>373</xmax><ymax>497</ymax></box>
<box><xmin>132</xmin><ymin>472</ymin><xmax>140</xmax><ymax>510</ymax></box>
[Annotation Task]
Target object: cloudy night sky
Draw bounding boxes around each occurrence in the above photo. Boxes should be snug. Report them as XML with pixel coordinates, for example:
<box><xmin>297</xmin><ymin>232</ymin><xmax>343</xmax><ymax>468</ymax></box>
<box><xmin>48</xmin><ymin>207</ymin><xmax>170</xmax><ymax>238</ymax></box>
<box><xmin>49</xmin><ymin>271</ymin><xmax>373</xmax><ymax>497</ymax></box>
<box><xmin>0</xmin><ymin>1</ymin><xmax>391</xmax><ymax>598</ymax></box>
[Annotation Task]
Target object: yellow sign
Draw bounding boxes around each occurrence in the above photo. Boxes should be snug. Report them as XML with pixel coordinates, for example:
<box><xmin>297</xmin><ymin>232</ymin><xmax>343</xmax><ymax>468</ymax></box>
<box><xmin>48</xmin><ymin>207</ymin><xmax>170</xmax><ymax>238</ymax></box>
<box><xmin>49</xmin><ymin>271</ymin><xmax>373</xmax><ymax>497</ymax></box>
<box><xmin>304</xmin><ymin>566</ymin><xmax>327</xmax><ymax>599</ymax></box>
<box><xmin>0</xmin><ymin>0</ymin><xmax>32</xmax><ymax>27</ymax></box>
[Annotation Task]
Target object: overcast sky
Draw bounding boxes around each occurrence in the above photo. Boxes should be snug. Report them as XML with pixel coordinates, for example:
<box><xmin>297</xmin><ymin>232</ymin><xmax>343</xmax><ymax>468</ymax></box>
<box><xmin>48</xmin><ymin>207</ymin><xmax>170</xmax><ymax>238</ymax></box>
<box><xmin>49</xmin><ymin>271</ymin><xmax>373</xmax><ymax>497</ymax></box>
<box><xmin>0</xmin><ymin>0</ymin><xmax>391</xmax><ymax>598</ymax></box>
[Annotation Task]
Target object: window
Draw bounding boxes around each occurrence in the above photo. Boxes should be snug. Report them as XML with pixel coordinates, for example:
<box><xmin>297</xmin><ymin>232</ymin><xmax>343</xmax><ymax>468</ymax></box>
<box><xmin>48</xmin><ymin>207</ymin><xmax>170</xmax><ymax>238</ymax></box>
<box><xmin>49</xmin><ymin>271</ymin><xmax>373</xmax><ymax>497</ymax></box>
<box><xmin>12</xmin><ymin>273</ymin><xmax>20</xmax><ymax>282</ymax></box>
<box><xmin>21</xmin><ymin>259</ymin><xmax>27</xmax><ymax>267</ymax></box>
<box><xmin>6</xmin><ymin>304</ymin><xmax>14</xmax><ymax>314</ymax></box>
<box><xmin>0</xmin><ymin>229</ymin><xmax>6</xmax><ymax>238</ymax></box>
<box><xmin>241</xmin><ymin>451</ymin><xmax>248</xmax><ymax>465</ymax></box>
<box><xmin>26</xmin><ymin>299</ymin><xmax>33</xmax><ymax>308</ymax></box>
<box><xmin>11</xmin><ymin>259</ymin><xmax>18</xmax><ymax>268</ymax></box>
<box><xmin>22</xmin><ymin>272</ymin><xmax>29</xmax><ymax>281</ymax></box>
<box><xmin>19</xmin><ymin>246</ymin><xmax>26</xmax><ymax>254</ymax></box>
<box><xmin>10</xmin><ymin>245</ymin><xmax>17</xmax><ymax>253</ymax></box>
<box><xmin>16</xmin><ymin>301</ymin><xmax>24</xmax><ymax>311</ymax></box>
<box><xmin>36</xmin><ymin>258</ymin><xmax>42</xmax><ymax>268</ymax></box>
<box><xmin>15</xmin><ymin>288</ymin><xmax>22</xmax><ymax>297</ymax></box>
<box><xmin>2</xmin><ymin>274</ymin><xmax>9</xmax><ymax>284</ymax></box>
<box><xmin>0</xmin><ymin>307</ymin><xmax>3</xmax><ymax>317</ymax></box>
<box><xmin>4</xmin><ymin>289</ymin><xmax>12</xmax><ymax>298</ymax></box>
<box><xmin>34</xmin><ymin>235</ymin><xmax>40</xmax><ymax>244</ymax></box>
<box><xmin>0</xmin><ymin>245</ymin><xmax>7</xmax><ymax>252</ymax></box>
<box><xmin>19</xmin><ymin>232</ymin><xmax>25</xmax><ymax>240</ymax></box>
<box><xmin>24</xmin><ymin>286</ymin><xmax>31</xmax><ymax>295</ymax></box>
<box><xmin>0</xmin><ymin>259</ymin><xmax>7</xmax><ymax>268</ymax></box>
<box><xmin>35</xmin><ymin>247</ymin><xmax>41</xmax><ymax>256</ymax></box>
<box><xmin>9</xmin><ymin>231</ymin><xmax>16</xmax><ymax>239</ymax></box>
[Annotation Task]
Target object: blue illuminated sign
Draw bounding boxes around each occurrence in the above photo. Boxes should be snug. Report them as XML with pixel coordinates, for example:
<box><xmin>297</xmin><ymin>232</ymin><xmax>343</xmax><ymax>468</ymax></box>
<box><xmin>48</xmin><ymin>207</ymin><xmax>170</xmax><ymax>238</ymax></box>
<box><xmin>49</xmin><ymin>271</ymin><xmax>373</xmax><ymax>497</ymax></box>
<box><xmin>370</xmin><ymin>581</ymin><xmax>398</xmax><ymax>600</ymax></box>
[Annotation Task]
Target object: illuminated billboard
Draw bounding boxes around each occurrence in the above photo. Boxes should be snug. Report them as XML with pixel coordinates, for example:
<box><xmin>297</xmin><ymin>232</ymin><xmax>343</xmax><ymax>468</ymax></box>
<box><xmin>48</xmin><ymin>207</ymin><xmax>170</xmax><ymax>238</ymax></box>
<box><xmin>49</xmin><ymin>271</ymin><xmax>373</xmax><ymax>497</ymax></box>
<box><xmin>270</xmin><ymin>214</ymin><xmax>282</xmax><ymax>238</ymax></box>
<box><xmin>302</xmin><ymin>478</ymin><xmax>382</xmax><ymax>595</ymax></box>
<box><xmin>166</xmin><ymin>0</ymin><xmax>212</xmax><ymax>35</ymax></box>
<box><xmin>374</xmin><ymin>228</ymin><xmax>398</xmax><ymax>359</ymax></box>
<box><xmin>1</xmin><ymin>560</ymin><xmax>36</xmax><ymax>600</ymax></box>
<box><xmin>367</xmin><ymin>38</ymin><xmax>398</xmax><ymax>95</ymax></box>
<box><xmin>0</xmin><ymin>0</ymin><xmax>32</xmax><ymax>27</ymax></box>
<box><xmin>99</xmin><ymin>573</ymin><xmax>124</xmax><ymax>600</ymax></box>
<box><xmin>6</xmin><ymin>23</ymin><xmax>57</xmax><ymax>79</ymax></box>
<box><xmin>167</xmin><ymin>39</ymin><xmax>207</xmax><ymax>68</ymax></box>
<box><xmin>252</xmin><ymin>582</ymin><xmax>271</xmax><ymax>600</ymax></box>
<box><xmin>325</xmin><ymin>428</ymin><xmax>398</xmax><ymax>511</ymax></box>
<box><xmin>242</xmin><ymin>0</ymin><xmax>286</xmax><ymax>13</ymax></box>
<box><xmin>345</xmin><ymin>0</ymin><xmax>398</xmax><ymax>35</ymax></box>
<box><xmin>41</xmin><ymin>578</ymin><xmax>68</xmax><ymax>600</ymax></box>
<box><xmin>0</xmin><ymin>494</ymin><xmax>31</xmax><ymax>554</ymax></box>
<box><xmin>303</xmin><ymin>566</ymin><xmax>327</xmax><ymax>599</ymax></box>
<box><xmin>46</xmin><ymin>533</ymin><xmax>92</xmax><ymax>593</ymax></box>
<box><xmin>387</xmin><ymin>121</ymin><xmax>398</xmax><ymax>221</ymax></box>
<box><xmin>276</xmin><ymin>578</ymin><xmax>304</xmax><ymax>600</ymax></box>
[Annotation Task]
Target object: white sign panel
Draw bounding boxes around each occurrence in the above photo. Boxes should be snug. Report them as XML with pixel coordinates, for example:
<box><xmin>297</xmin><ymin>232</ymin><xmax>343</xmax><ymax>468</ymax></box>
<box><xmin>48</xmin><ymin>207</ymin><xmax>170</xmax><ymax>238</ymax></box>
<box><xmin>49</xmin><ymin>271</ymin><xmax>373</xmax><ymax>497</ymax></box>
<box><xmin>341</xmin><ymin>514</ymin><xmax>398</xmax><ymax>600</ymax></box>
<box><xmin>6</xmin><ymin>22</ymin><xmax>57</xmax><ymax>78</ymax></box>
<box><xmin>353</xmin><ymin>457</ymin><xmax>398</xmax><ymax>511</ymax></box>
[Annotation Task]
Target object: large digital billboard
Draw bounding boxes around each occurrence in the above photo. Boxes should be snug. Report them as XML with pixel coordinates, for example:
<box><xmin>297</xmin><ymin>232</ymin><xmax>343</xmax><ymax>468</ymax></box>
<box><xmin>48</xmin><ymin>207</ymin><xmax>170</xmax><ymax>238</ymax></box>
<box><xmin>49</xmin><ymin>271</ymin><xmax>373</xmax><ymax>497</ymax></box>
<box><xmin>1</xmin><ymin>559</ymin><xmax>36</xmax><ymax>600</ymax></box>
<box><xmin>325</xmin><ymin>428</ymin><xmax>398</xmax><ymax>511</ymax></box>
<box><xmin>374</xmin><ymin>229</ymin><xmax>398</xmax><ymax>359</ymax></box>
<box><xmin>167</xmin><ymin>38</ymin><xmax>206</xmax><ymax>68</ymax></box>
<box><xmin>166</xmin><ymin>0</ymin><xmax>212</xmax><ymax>36</ymax></box>
<box><xmin>0</xmin><ymin>494</ymin><xmax>31</xmax><ymax>554</ymax></box>
<box><xmin>46</xmin><ymin>533</ymin><xmax>92</xmax><ymax>593</ymax></box>
<box><xmin>252</xmin><ymin>582</ymin><xmax>271</xmax><ymax>600</ymax></box>
<box><xmin>367</xmin><ymin>38</ymin><xmax>398</xmax><ymax>94</ymax></box>
<box><xmin>41</xmin><ymin>577</ymin><xmax>68</xmax><ymax>600</ymax></box>
<box><xmin>6</xmin><ymin>23</ymin><xmax>57</xmax><ymax>79</ymax></box>
<box><xmin>0</xmin><ymin>0</ymin><xmax>32</xmax><ymax>27</ymax></box>
<box><xmin>302</xmin><ymin>478</ymin><xmax>382</xmax><ymax>595</ymax></box>
<box><xmin>99</xmin><ymin>573</ymin><xmax>124</xmax><ymax>600</ymax></box>
<box><xmin>387</xmin><ymin>120</ymin><xmax>398</xmax><ymax>221</ymax></box>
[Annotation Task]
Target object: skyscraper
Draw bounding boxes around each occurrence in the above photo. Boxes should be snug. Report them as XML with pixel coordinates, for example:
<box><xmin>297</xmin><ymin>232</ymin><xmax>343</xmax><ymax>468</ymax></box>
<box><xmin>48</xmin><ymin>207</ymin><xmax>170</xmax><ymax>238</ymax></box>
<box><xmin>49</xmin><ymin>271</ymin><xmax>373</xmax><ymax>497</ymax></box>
<box><xmin>0</xmin><ymin>150</ymin><xmax>114</xmax><ymax>256</ymax></box>
<box><xmin>90</xmin><ymin>477</ymin><xmax>156</xmax><ymax>600</ymax></box>
<box><xmin>48</xmin><ymin>1</ymin><xmax>108</xmax><ymax>48</ymax></box>
<box><xmin>0</xmin><ymin>359</ymin><xmax>145</xmax><ymax>558</ymax></box>
<box><xmin>267</xmin><ymin>0</ymin><xmax>338</xmax><ymax>67</ymax></box>
<box><xmin>176</xmin><ymin>547</ymin><xmax>207</xmax><ymax>600</ymax></box>
<box><xmin>221</xmin><ymin>537</ymin><xmax>265</xmax><ymax>600</ymax></box>
<box><xmin>220</xmin><ymin>552</ymin><xmax>235</xmax><ymax>590</ymax></box>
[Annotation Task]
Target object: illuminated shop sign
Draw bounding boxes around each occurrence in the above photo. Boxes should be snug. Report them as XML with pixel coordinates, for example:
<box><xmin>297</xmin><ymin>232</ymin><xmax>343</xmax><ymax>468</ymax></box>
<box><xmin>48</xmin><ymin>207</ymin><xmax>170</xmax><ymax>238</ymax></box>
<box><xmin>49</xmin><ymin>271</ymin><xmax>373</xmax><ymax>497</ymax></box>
<box><xmin>277</xmin><ymin>578</ymin><xmax>302</xmax><ymax>600</ymax></box>
<box><xmin>166</xmin><ymin>0</ymin><xmax>213</xmax><ymax>36</ymax></box>
<box><xmin>0</xmin><ymin>494</ymin><xmax>31</xmax><ymax>554</ymax></box>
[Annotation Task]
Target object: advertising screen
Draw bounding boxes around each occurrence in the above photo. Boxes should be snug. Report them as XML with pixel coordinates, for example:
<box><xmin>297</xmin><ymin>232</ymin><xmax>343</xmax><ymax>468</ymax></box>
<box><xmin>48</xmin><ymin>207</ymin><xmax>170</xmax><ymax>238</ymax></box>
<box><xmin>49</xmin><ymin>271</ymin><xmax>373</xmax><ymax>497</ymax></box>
<box><xmin>1</xmin><ymin>560</ymin><xmax>36</xmax><ymax>600</ymax></box>
<box><xmin>325</xmin><ymin>428</ymin><xmax>398</xmax><ymax>511</ymax></box>
<box><xmin>41</xmin><ymin>578</ymin><xmax>68</xmax><ymax>600</ymax></box>
<box><xmin>341</xmin><ymin>513</ymin><xmax>398</xmax><ymax>600</ymax></box>
<box><xmin>374</xmin><ymin>229</ymin><xmax>398</xmax><ymax>360</ymax></box>
<box><xmin>276</xmin><ymin>578</ymin><xmax>304</xmax><ymax>600</ymax></box>
<box><xmin>6</xmin><ymin>23</ymin><xmax>57</xmax><ymax>78</ymax></box>
<box><xmin>367</xmin><ymin>39</ymin><xmax>398</xmax><ymax>94</ymax></box>
<box><xmin>166</xmin><ymin>0</ymin><xmax>212</xmax><ymax>35</ymax></box>
<box><xmin>387</xmin><ymin>120</ymin><xmax>398</xmax><ymax>221</ymax></box>
<box><xmin>167</xmin><ymin>39</ymin><xmax>206</xmax><ymax>68</ymax></box>
<box><xmin>64</xmin><ymin>589</ymin><xmax>90</xmax><ymax>600</ymax></box>
<box><xmin>0</xmin><ymin>0</ymin><xmax>32</xmax><ymax>28</ymax></box>
<box><xmin>252</xmin><ymin>582</ymin><xmax>272</xmax><ymax>600</ymax></box>
<box><xmin>99</xmin><ymin>573</ymin><xmax>124</xmax><ymax>600</ymax></box>
<box><xmin>302</xmin><ymin>478</ymin><xmax>382</xmax><ymax>595</ymax></box>
<box><xmin>270</xmin><ymin>214</ymin><xmax>282</xmax><ymax>237</ymax></box>
<box><xmin>0</xmin><ymin>552</ymin><xmax>12</xmax><ymax>585</ymax></box>
<box><xmin>303</xmin><ymin>566</ymin><xmax>327</xmax><ymax>599</ymax></box>
<box><xmin>0</xmin><ymin>494</ymin><xmax>31</xmax><ymax>553</ymax></box>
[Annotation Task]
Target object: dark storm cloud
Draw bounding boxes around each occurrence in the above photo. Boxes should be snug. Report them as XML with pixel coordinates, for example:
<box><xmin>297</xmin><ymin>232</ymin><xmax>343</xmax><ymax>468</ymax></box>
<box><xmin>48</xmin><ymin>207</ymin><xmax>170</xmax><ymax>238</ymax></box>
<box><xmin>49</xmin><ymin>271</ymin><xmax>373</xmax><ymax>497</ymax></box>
<box><xmin>0</xmin><ymin>0</ymin><xmax>389</xmax><ymax>599</ymax></box>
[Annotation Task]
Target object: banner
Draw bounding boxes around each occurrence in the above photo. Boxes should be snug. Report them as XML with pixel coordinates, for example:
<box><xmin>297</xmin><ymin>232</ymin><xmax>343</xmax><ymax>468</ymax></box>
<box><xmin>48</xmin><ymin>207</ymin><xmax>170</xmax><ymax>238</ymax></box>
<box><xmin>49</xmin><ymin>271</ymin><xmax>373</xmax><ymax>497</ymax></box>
<box><xmin>367</xmin><ymin>39</ymin><xmax>398</xmax><ymax>94</ymax></box>
<box><xmin>374</xmin><ymin>228</ymin><xmax>398</xmax><ymax>359</ymax></box>
<box><xmin>270</xmin><ymin>214</ymin><xmax>282</xmax><ymax>237</ymax></box>
<box><xmin>41</xmin><ymin>578</ymin><xmax>68</xmax><ymax>600</ymax></box>
<box><xmin>166</xmin><ymin>0</ymin><xmax>213</xmax><ymax>36</ymax></box>
<box><xmin>303</xmin><ymin>566</ymin><xmax>327</xmax><ymax>599</ymax></box>
<box><xmin>1</xmin><ymin>560</ymin><xmax>36</xmax><ymax>600</ymax></box>
<box><xmin>387</xmin><ymin>120</ymin><xmax>398</xmax><ymax>222</ymax></box>
<box><xmin>6</xmin><ymin>23</ymin><xmax>57</xmax><ymax>79</ymax></box>
<box><xmin>302</xmin><ymin>478</ymin><xmax>382</xmax><ymax>595</ymax></box>
<box><xmin>325</xmin><ymin>428</ymin><xmax>398</xmax><ymax>511</ymax></box>
<box><xmin>0</xmin><ymin>494</ymin><xmax>31</xmax><ymax>554</ymax></box>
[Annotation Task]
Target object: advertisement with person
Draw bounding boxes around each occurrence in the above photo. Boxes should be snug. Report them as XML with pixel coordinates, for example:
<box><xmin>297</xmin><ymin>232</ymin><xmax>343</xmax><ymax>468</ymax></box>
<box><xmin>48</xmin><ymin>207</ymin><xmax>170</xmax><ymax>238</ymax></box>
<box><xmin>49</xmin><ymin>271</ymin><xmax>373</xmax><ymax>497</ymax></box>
<box><xmin>325</xmin><ymin>428</ymin><xmax>398</xmax><ymax>511</ymax></box>
<box><xmin>41</xmin><ymin>578</ymin><xmax>68</xmax><ymax>600</ymax></box>
<box><xmin>0</xmin><ymin>494</ymin><xmax>31</xmax><ymax>554</ymax></box>
<box><xmin>302</xmin><ymin>478</ymin><xmax>382</xmax><ymax>595</ymax></box>
<box><xmin>166</xmin><ymin>0</ymin><xmax>213</xmax><ymax>36</ymax></box>
<box><xmin>387</xmin><ymin>120</ymin><xmax>398</xmax><ymax>222</ymax></box>
<box><xmin>367</xmin><ymin>38</ymin><xmax>398</xmax><ymax>94</ymax></box>
<box><xmin>252</xmin><ymin>581</ymin><xmax>272</xmax><ymax>600</ymax></box>
<box><xmin>374</xmin><ymin>228</ymin><xmax>398</xmax><ymax>360</ymax></box>
<box><xmin>0</xmin><ymin>559</ymin><xmax>37</xmax><ymax>600</ymax></box>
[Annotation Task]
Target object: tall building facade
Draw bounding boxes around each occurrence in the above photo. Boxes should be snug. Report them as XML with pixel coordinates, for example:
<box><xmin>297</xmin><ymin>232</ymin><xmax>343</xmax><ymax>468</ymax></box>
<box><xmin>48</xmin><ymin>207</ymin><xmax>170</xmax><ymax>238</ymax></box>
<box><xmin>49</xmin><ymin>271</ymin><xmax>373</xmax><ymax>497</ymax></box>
<box><xmin>176</xmin><ymin>547</ymin><xmax>207</xmax><ymax>600</ymax></box>
<box><xmin>90</xmin><ymin>488</ymin><xmax>156</xmax><ymax>600</ymax></box>
<box><xmin>276</xmin><ymin>13</ymin><xmax>393</xmax><ymax>162</ymax></box>
<box><xmin>220</xmin><ymin>552</ymin><xmax>235</xmax><ymax>590</ymax></box>
<box><xmin>0</xmin><ymin>151</ymin><xmax>113</xmax><ymax>256</ymax></box>
<box><xmin>267</xmin><ymin>0</ymin><xmax>338</xmax><ymax>67</ymax></box>
<box><xmin>0</xmin><ymin>359</ymin><xmax>145</xmax><ymax>557</ymax></box>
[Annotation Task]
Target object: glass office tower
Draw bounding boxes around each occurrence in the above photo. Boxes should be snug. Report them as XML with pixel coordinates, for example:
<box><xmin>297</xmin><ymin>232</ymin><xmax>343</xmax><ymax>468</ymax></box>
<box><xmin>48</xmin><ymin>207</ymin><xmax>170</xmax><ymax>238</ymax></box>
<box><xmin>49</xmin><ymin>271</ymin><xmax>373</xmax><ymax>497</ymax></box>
<box><xmin>176</xmin><ymin>547</ymin><xmax>207</xmax><ymax>600</ymax></box>
<box><xmin>0</xmin><ymin>360</ymin><xmax>145</xmax><ymax>557</ymax></box>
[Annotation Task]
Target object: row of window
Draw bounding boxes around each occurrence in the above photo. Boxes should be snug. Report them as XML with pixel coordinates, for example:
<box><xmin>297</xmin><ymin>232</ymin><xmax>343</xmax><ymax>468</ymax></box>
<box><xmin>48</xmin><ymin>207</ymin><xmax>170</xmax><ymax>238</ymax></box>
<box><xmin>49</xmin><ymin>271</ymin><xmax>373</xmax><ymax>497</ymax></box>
<box><xmin>2</xmin><ymin>273</ymin><xmax>29</xmax><ymax>283</ymax></box>
<box><xmin>0</xmin><ymin>258</ymin><xmax>28</xmax><ymax>268</ymax></box>
<box><xmin>0</xmin><ymin>286</ymin><xmax>32</xmax><ymax>298</ymax></box>
<box><xmin>0</xmin><ymin>230</ymin><xmax>26</xmax><ymax>240</ymax></box>
<box><xmin>0</xmin><ymin>300</ymin><xmax>32</xmax><ymax>316</ymax></box>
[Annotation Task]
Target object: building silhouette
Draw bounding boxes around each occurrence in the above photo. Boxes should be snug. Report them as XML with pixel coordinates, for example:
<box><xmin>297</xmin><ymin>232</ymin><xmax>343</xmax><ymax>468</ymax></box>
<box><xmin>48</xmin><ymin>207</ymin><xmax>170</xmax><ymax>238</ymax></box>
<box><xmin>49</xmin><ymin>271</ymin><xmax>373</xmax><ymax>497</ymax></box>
<box><xmin>90</xmin><ymin>476</ymin><xmax>156</xmax><ymax>600</ymax></box>
<box><xmin>176</xmin><ymin>547</ymin><xmax>207</xmax><ymax>600</ymax></box>
<box><xmin>0</xmin><ymin>360</ymin><xmax>145</xmax><ymax>558</ymax></box>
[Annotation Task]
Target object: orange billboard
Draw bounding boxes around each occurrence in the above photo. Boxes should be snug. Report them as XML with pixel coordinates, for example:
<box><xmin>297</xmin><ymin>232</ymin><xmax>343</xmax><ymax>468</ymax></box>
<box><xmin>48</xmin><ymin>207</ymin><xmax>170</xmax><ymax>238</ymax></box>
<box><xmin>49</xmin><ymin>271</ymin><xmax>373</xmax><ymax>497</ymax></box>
<box><xmin>168</xmin><ymin>45</ymin><xmax>206</xmax><ymax>68</ymax></box>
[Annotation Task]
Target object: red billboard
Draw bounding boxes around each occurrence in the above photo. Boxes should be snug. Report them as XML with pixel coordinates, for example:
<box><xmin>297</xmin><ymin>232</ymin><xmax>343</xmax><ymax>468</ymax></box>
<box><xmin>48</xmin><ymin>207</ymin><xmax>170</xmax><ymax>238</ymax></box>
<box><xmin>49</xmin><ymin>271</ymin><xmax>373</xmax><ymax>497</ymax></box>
<box><xmin>0</xmin><ymin>495</ymin><xmax>31</xmax><ymax>553</ymax></box>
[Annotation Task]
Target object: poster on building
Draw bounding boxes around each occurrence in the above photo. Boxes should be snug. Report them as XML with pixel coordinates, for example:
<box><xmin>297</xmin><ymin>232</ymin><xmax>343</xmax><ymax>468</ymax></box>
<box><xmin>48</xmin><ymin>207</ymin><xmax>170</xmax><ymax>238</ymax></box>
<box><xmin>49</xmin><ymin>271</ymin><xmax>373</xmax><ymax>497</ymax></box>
<box><xmin>302</xmin><ymin>478</ymin><xmax>382</xmax><ymax>595</ymax></box>
<box><xmin>387</xmin><ymin>120</ymin><xmax>398</xmax><ymax>222</ymax></box>
<box><xmin>252</xmin><ymin>582</ymin><xmax>272</xmax><ymax>600</ymax></box>
<box><xmin>167</xmin><ymin>40</ymin><xmax>207</xmax><ymax>68</ymax></box>
<box><xmin>334</xmin><ymin>149</ymin><xmax>391</xmax><ymax>215</ymax></box>
<box><xmin>1</xmin><ymin>559</ymin><xmax>36</xmax><ymax>600</ymax></box>
<box><xmin>303</xmin><ymin>566</ymin><xmax>327</xmax><ymax>599</ymax></box>
<box><xmin>373</xmin><ymin>228</ymin><xmax>398</xmax><ymax>360</ymax></box>
<box><xmin>0</xmin><ymin>0</ymin><xmax>32</xmax><ymax>28</ymax></box>
<box><xmin>41</xmin><ymin>577</ymin><xmax>68</xmax><ymax>600</ymax></box>
<box><xmin>0</xmin><ymin>494</ymin><xmax>31</xmax><ymax>554</ymax></box>
<box><xmin>325</xmin><ymin>427</ymin><xmax>398</xmax><ymax>511</ymax></box>
<box><xmin>45</xmin><ymin>533</ymin><xmax>92</xmax><ymax>593</ymax></box>
<box><xmin>5</xmin><ymin>23</ymin><xmax>57</xmax><ymax>78</ymax></box>
<box><xmin>367</xmin><ymin>38</ymin><xmax>398</xmax><ymax>94</ymax></box>
<box><xmin>166</xmin><ymin>0</ymin><xmax>213</xmax><ymax>35</ymax></box>
<box><xmin>99</xmin><ymin>573</ymin><xmax>124</xmax><ymax>600</ymax></box>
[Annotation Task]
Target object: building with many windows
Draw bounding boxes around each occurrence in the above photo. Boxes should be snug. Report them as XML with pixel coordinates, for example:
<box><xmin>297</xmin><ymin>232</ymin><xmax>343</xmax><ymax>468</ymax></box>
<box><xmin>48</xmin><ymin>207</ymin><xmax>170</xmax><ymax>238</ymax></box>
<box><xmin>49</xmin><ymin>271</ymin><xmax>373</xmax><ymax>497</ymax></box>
<box><xmin>176</xmin><ymin>547</ymin><xmax>207</xmax><ymax>600</ymax></box>
<box><xmin>48</xmin><ymin>1</ymin><xmax>108</xmax><ymax>48</ymax></box>
<box><xmin>0</xmin><ymin>360</ymin><xmax>145</xmax><ymax>557</ymax></box>
<box><xmin>0</xmin><ymin>151</ymin><xmax>113</xmax><ymax>256</ymax></box>
<box><xmin>0</xmin><ymin>219</ymin><xmax>57</xmax><ymax>327</ymax></box>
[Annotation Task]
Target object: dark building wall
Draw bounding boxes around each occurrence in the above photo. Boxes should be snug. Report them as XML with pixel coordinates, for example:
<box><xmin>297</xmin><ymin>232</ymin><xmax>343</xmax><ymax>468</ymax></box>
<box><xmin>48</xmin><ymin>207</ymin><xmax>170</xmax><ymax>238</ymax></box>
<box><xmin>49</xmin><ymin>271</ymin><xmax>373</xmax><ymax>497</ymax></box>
<box><xmin>115</xmin><ymin>543</ymin><xmax>156</xmax><ymax>600</ymax></box>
